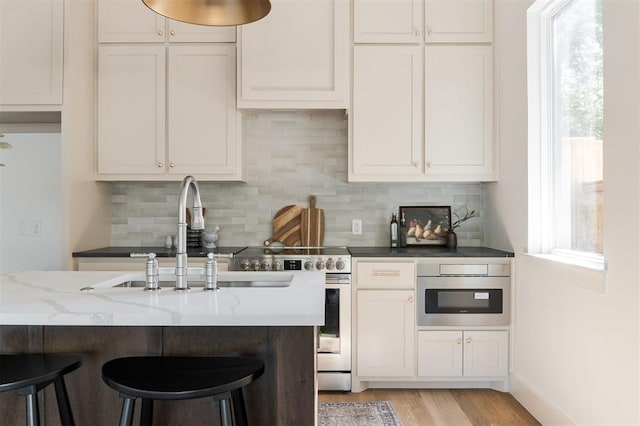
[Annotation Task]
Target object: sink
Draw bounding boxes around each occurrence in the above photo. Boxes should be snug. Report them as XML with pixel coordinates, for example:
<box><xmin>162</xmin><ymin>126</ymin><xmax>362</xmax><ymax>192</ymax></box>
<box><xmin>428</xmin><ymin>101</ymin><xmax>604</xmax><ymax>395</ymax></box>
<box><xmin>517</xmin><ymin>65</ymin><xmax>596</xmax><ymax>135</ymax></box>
<box><xmin>111</xmin><ymin>272</ymin><xmax>293</xmax><ymax>289</ymax></box>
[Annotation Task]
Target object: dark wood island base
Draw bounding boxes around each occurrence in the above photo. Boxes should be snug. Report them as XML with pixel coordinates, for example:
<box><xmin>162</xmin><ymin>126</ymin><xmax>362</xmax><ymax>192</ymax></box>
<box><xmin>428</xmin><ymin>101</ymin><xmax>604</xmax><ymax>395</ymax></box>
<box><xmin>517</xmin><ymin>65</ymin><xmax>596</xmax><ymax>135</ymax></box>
<box><xmin>0</xmin><ymin>325</ymin><xmax>316</xmax><ymax>426</ymax></box>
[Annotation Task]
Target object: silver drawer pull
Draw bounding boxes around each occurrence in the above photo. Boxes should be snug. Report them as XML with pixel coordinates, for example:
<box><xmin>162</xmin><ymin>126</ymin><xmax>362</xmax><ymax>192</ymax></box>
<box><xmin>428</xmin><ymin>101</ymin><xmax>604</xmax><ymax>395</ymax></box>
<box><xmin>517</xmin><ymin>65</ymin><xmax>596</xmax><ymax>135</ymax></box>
<box><xmin>372</xmin><ymin>270</ymin><xmax>401</xmax><ymax>277</ymax></box>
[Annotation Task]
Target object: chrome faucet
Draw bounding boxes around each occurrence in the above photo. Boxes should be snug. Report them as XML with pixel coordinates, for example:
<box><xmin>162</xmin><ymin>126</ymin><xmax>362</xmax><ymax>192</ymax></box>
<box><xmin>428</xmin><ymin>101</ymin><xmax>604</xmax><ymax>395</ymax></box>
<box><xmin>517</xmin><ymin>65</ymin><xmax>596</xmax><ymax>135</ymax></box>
<box><xmin>175</xmin><ymin>175</ymin><xmax>205</xmax><ymax>290</ymax></box>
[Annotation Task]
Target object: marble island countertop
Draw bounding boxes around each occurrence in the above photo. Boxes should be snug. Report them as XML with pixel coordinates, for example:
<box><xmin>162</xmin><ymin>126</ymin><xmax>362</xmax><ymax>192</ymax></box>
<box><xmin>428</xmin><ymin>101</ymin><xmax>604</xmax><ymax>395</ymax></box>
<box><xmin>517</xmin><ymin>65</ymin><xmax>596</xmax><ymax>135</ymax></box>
<box><xmin>0</xmin><ymin>270</ymin><xmax>325</xmax><ymax>327</ymax></box>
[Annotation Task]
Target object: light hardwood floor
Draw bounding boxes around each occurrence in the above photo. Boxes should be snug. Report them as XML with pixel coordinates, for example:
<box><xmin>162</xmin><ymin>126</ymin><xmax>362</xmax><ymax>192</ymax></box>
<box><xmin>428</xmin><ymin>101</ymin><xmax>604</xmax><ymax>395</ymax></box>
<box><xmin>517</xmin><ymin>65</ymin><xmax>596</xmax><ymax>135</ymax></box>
<box><xmin>319</xmin><ymin>389</ymin><xmax>540</xmax><ymax>425</ymax></box>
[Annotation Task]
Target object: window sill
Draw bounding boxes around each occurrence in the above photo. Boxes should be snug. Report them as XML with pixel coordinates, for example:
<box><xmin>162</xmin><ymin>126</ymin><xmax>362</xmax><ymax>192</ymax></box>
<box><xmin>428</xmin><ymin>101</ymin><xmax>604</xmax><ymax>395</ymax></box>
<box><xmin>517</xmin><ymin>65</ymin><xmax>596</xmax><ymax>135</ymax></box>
<box><xmin>521</xmin><ymin>252</ymin><xmax>607</xmax><ymax>294</ymax></box>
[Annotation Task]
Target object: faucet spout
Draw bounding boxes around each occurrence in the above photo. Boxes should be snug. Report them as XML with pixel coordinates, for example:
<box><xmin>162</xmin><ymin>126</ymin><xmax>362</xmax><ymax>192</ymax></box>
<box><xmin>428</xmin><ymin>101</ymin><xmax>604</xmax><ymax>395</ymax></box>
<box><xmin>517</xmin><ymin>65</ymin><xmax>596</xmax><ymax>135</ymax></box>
<box><xmin>176</xmin><ymin>175</ymin><xmax>205</xmax><ymax>290</ymax></box>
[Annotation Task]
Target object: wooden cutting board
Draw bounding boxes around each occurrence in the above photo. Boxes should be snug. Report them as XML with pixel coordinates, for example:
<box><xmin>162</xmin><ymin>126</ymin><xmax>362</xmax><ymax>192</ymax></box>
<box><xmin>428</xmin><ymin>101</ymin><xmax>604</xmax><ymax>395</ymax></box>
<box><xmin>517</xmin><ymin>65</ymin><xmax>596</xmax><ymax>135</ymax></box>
<box><xmin>264</xmin><ymin>205</ymin><xmax>304</xmax><ymax>246</ymax></box>
<box><xmin>301</xmin><ymin>195</ymin><xmax>325</xmax><ymax>247</ymax></box>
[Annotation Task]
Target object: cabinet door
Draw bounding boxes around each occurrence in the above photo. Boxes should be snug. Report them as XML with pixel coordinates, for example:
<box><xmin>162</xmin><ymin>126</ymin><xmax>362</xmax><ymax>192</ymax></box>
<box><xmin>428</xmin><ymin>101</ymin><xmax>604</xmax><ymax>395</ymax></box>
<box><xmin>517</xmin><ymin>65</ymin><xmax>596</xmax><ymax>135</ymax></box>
<box><xmin>237</xmin><ymin>0</ymin><xmax>348</xmax><ymax>108</ymax></box>
<box><xmin>425</xmin><ymin>45</ymin><xmax>494</xmax><ymax>178</ymax></box>
<box><xmin>98</xmin><ymin>0</ymin><xmax>235</xmax><ymax>43</ymax></box>
<box><xmin>98</xmin><ymin>0</ymin><xmax>165</xmax><ymax>43</ymax></box>
<box><xmin>0</xmin><ymin>0</ymin><xmax>63</xmax><ymax>105</ymax></box>
<box><xmin>463</xmin><ymin>330</ymin><xmax>508</xmax><ymax>377</ymax></box>
<box><xmin>167</xmin><ymin>20</ymin><xmax>236</xmax><ymax>43</ymax></box>
<box><xmin>356</xmin><ymin>290</ymin><xmax>415</xmax><ymax>377</ymax></box>
<box><xmin>417</xmin><ymin>330</ymin><xmax>463</xmax><ymax>376</ymax></box>
<box><xmin>167</xmin><ymin>45</ymin><xmax>240</xmax><ymax>177</ymax></box>
<box><xmin>97</xmin><ymin>45</ymin><xmax>166</xmax><ymax>175</ymax></box>
<box><xmin>425</xmin><ymin>0</ymin><xmax>493</xmax><ymax>43</ymax></box>
<box><xmin>351</xmin><ymin>46</ymin><xmax>423</xmax><ymax>180</ymax></box>
<box><xmin>353</xmin><ymin>0</ymin><xmax>423</xmax><ymax>43</ymax></box>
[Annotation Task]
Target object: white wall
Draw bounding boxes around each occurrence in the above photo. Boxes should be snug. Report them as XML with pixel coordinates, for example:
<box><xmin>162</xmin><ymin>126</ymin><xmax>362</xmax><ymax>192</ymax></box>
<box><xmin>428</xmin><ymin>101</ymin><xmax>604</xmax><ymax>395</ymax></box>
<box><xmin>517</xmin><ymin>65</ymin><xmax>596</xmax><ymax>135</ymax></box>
<box><xmin>487</xmin><ymin>0</ymin><xmax>640</xmax><ymax>424</ymax></box>
<box><xmin>0</xmin><ymin>133</ymin><xmax>63</xmax><ymax>270</ymax></box>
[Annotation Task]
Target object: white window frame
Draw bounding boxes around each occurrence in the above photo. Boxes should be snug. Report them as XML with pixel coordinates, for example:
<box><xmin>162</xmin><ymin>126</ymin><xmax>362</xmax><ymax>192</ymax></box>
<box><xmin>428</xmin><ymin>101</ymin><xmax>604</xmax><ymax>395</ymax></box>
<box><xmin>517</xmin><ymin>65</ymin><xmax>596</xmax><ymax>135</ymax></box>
<box><xmin>526</xmin><ymin>0</ymin><xmax>605</xmax><ymax>271</ymax></box>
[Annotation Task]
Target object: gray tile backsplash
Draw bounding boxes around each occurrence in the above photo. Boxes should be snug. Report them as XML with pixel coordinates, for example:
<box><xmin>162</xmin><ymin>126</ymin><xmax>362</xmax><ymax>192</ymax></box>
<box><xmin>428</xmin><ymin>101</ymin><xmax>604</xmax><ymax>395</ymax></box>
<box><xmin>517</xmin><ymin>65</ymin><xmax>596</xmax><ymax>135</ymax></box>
<box><xmin>111</xmin><ymin>110</ymin><xmax>485</xmax><ymax>247</ymax></box>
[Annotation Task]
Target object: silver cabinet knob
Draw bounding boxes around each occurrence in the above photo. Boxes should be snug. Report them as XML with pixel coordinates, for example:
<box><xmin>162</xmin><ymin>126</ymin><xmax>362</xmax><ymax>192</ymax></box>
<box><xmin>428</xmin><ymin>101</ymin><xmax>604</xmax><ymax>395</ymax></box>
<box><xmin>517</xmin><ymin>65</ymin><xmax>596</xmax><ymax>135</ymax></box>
<box><xmin>169</xmin><ymin>162</ymin><xmax>175</xmax><ymax>168</ymax></box>
<box><xmin>170</xmin><ymin>30</ymin><xmax>176</xmax><ymax>36</ymax></box>
<box><xmin>157</xmin><ymin>162</ymin><xmax>164</xmax><ymax>168</ymax></box>
<box><xmin>158</xmin><ymin>30</ymin><xmax>163</xmax><ymax>36</ymax></box>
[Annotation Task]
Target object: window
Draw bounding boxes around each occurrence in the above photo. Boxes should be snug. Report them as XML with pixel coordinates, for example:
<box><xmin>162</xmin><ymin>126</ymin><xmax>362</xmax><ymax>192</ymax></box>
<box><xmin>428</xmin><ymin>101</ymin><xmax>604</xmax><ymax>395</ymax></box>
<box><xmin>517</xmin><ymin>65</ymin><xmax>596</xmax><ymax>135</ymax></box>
<box><xmin>527</xmin><ymin>0</ymin><xmax>604</xmax><ymax>268</ymax></box>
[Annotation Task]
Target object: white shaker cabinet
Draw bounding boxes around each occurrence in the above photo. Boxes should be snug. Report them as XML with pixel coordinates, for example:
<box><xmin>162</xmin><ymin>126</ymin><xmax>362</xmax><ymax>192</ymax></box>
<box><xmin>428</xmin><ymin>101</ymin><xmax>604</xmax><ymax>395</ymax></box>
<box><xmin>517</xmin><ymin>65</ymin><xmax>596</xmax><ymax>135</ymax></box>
<box><xmin>97</xmin><ymin>44</ymin><xmax>242</xmax><ymax>180</ymax></box>
<box><xmin>417</xmin><ymin>330</ymin><xmax>508</xmax><ymax>378</ymax></box>
<box><xmin>353</xmin><ymin>0</ymin><xmax>423</xmax><ymax>43</ymax></box>
<box><xmin>424</xmin><ymin>45</ymin><xmax>494</xmax><ymax>177</ymax></box>
<box><xmin>0</xmin><ymin>0</ymin><xmax>63</xmax><ymax>107</ymax></box>
<box><xmin>356</xmin><ymin>290</ymin><xmax>415</xmax><ymax>377</ymax></box>
<box><xmin>98</xmin><ymin>0</ymin><xmax>235</xmax><ymax>43</ymax></box>
<box><xmin>351</xmin><ymin>46</ymin><xmax>423</xmax><ymax>178</ymax></box>
<box><xmin>424</xmin><ymin>0</ymin><xmax>493</xmax><ymax>43</ymax></box>
<box><xmin>354</xmin><ymin>260</ymin><xmax>416</xmax><ymax>378</ymax></box>
<box><xmin>353</xmin><ymin>0</ymin><xmax>492</xmax><ymax>44</ymax></box>
<box><xmin>97</xmin><ymin>45</ymin><xmax>165</xmax><ymax>175</ymax></box>
<box><xmin>349</xmin><ymin>45</ymin><xmax>494</xmax><ymax>182</ymax></box>
<box><xmin>237</xmin><ymin>0</ymin><xmax>348</xmax><ymax>109</ymax></box>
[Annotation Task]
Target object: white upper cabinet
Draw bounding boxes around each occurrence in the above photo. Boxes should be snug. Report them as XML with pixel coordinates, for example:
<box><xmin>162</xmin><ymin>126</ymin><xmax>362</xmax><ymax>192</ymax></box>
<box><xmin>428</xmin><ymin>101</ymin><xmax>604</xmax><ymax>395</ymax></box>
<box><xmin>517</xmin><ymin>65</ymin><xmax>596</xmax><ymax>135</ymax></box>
<box><xmin>237</xmin><ymin>0</ymin><xmax>348</xmax><ymax>109</ymax></box>
<box><xmin>97</xmin><ymin>45</ymin><xmax>166</xmax><ymax>175</ymax></box>
<box><xmin>167</xmin><ymin>45</ymin><xmax>239</xmax><ymax>177</ymax></box>
<box><xmin>97</xmin><ymin>44</ymin><xmax>242</xmax><ymax>180</ymax></box>
<box><xmin>98</xmin><ymin>0</ymin><xmax>235</xmax><ymax>43</ymax></box>
<box><xmin>352</xmin><ymin>46</ymin><xmax>423</xmax><ymax>178</ymax></box>
<box><xmin>424</xmin><ymin>45</ymin><xmax>493</xmax><ymax>177</ymax></box>
<box><xmin>425</xmin><ymin>0</ymin><xmax>493</xmax><ymax>43</ymax></box>
<box><xmin>353</xmin><ymin>0</ymin><xmax>423</xmax><ymax>43</ymax></box>
<box><xmin>0</xmin><ymin>0</ymin><xmax>63</xmax><ymax>107</ymax></box>
<box><xmin>353</xmin><ymin>0</ymin><xmax>492</xmax><ymax>44</ymax></box>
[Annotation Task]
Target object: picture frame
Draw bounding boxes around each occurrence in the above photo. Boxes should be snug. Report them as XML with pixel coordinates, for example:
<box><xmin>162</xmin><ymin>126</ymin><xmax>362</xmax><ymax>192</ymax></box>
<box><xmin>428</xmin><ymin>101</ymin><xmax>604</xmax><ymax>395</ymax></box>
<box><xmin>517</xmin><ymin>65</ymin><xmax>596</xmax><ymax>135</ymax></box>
<box><xmin>399</xmin><ymin>206</ymin><xmax>451</xmax><ymax>246</ymax></box>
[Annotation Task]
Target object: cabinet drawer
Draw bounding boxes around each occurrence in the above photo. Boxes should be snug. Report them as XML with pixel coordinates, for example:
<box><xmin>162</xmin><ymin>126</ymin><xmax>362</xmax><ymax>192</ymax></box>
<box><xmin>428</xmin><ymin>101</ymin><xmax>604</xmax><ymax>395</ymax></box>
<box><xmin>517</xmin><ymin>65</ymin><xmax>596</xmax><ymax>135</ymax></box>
<box><xmin>356</xmin><ymin>262</ymin><xmax>415</xmax><ymax>289</ymax></box>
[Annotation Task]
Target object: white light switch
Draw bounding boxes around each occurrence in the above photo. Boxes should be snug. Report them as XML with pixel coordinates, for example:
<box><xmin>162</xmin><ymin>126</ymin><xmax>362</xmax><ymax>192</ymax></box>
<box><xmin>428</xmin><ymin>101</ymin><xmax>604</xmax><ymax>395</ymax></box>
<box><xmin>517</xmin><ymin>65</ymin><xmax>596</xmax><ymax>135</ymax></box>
<box><xmin>20</xmin><ymin>219</ymin><xmax>41</xmax><ymax>237</ymax></box>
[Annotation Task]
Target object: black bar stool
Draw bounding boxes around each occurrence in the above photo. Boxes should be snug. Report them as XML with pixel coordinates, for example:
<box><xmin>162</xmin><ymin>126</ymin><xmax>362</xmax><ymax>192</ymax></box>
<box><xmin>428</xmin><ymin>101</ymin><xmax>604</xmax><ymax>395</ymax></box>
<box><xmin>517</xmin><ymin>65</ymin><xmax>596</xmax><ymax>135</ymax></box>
<box><xmin>0</xmin><ymin>354</ymin><xmax>82</xmax><ymax>426</ymax></box>
<box><xmin>102</xmin><ymin>356</ymin><xmax>264</xmax><ymax>426</ymax></box>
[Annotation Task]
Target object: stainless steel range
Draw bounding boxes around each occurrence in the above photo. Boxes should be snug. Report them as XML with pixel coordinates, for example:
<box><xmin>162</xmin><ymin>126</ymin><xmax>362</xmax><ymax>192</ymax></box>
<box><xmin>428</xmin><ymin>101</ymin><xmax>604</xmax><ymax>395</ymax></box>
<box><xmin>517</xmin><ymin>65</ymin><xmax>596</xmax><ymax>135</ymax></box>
<box><xmin>232</xmin><ymin>247</ymin><xmax>352</xmax><ymax>391</ymax></box>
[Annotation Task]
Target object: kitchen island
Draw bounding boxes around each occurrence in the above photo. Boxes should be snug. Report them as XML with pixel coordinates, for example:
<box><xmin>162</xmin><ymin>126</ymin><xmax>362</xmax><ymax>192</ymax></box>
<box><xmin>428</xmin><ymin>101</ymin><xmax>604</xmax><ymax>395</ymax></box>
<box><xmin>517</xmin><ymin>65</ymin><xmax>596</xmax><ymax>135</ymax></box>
<box><xmin>0</xmin><ymin>270</ymin><xmax>324</xmax><ymax>426</ymax></box>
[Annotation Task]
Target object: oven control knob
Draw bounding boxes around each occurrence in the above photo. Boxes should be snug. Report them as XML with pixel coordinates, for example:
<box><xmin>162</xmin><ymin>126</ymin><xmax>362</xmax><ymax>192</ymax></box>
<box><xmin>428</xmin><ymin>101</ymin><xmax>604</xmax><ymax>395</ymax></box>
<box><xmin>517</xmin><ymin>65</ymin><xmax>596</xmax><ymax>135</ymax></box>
<box><xmin>304</xmin><ymin>260</ymin><xmax>314</xmax><ymax>271</ymax></box>
<box><xmin>336</xmin><ymin>259</ymin><xmax>346</xmax><ymax>270</ymax></box>
<box><xmin>272</xmin><ymin>260</ymin><xmax>282</xmax><ymax>271</ymax></box>
<box><xmin>260</xmin><ymin>260</ymin><xmax>271</xmax><ymax>271</ymax></box>
<box><xmin>239</xmin><ymin>260</ymin><xmax>250</xmax><ymax>271</ymax></box>
<box><xmin>325</xmin><ymin>258</ymin><xmax>335</xmax><ymax>270</ymax></box>
<box><xmin>316</xmin><ymin>260</ymin><xmax>325</xmax><ymax>270</ymax></box>
<box><xmin>250</xmin><ymin>260</ymin><xmax>260</xmax><ymax>271</ymax></box>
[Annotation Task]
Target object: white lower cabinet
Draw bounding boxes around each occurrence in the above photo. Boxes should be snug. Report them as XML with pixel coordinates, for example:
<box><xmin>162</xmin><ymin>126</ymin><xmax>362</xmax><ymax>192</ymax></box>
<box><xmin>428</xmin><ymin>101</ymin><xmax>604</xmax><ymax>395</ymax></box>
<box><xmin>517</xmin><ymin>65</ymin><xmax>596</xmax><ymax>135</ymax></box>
<box><xmin>356</xmin><ymin>289</ymin><xmax>415</xmax><ymax>377</ymax></box>
<box><xmin>418</xmin><ymin>330</ymin><xmax>508</xmax><ymax>378</ymax></box>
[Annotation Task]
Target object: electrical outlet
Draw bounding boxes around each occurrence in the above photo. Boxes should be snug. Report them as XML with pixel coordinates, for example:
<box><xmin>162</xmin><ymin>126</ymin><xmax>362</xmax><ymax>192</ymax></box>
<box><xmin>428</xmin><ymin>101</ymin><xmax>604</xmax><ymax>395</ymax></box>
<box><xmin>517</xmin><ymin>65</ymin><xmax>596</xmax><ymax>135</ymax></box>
<box><xmin>352</xmin><ymin>219</ymin><xmax>363</xmax><ymax>235</ymax></box>
<box><xmin>20</xmin><ymin>219</ymin><xmax>41</xmax><ymax>237</ymax></box>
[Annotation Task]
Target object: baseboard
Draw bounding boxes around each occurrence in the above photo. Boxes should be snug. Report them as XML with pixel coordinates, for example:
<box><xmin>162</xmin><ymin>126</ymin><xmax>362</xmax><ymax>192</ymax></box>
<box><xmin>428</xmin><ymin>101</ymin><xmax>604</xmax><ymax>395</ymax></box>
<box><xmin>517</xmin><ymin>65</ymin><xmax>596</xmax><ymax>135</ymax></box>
<box><xmin>509</xmin><ymin>373</ymin><xmax>575</xmax><ymax>425</ymax></box>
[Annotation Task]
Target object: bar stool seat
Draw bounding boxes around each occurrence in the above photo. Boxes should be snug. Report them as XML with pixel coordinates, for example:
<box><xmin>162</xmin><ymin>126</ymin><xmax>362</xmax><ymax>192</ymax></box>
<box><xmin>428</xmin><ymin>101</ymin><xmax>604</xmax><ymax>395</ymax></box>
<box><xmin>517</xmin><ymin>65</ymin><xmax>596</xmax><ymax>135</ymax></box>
<box><xmin>102</xmin><ymin>356</ymin><xmax>264</xmax><ymax>426</ymax></box>
<box><xmin>0</xmin><ymin>354</ymin><xmax>82</xmax><ymax>426</ymax></box>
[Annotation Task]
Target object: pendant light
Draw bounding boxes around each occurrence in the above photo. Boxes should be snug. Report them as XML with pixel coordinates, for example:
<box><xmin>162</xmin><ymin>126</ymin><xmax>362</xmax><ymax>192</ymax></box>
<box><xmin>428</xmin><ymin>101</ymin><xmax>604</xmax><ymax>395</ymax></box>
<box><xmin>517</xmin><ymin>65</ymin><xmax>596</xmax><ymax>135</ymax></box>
<box><xmin>141</xmin><ymin>0</ymin><xmax>271</xmax><ymax>26</ymax></box>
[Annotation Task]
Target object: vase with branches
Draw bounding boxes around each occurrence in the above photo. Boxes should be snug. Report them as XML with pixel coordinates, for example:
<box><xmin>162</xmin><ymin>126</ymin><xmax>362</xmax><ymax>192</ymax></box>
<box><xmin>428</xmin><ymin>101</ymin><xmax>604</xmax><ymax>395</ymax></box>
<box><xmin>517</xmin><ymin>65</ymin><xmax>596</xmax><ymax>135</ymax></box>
<box><xmin>447</xmin><ymin>207</ymin><xmax>479</xmax><ymax>248</ymax></box>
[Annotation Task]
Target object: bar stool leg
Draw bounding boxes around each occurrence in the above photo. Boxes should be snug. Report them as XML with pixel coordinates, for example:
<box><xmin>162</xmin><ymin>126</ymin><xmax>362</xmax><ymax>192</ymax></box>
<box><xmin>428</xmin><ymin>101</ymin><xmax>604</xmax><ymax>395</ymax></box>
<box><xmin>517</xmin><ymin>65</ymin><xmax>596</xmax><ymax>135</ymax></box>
<box><xmin>53</xmin><ymin>376</ymin><xmax>75</xmax><ymax>426</ymax></box>
<box><xmin>231</xmin><ymin>388</ymin><xmax>248</xmax><ymax>426</ymax></box>
<box><xmin>140</xmin><ymin>399</ymin><xmax>153</xmax><ymax>426</ymax></box>
<box><xmin>119</xmin><ymin>397</ymin><xmax>136</xmax><ymax>426</ymax></box>
<box><xmin>24</xmin><ymin>385</ymin><xmax>40</xmax><ymax>426</ymax></box>
<box><xmin>219</xmin><ymin>399</ymin><xmax>232</xmax><ymax>426</ymax></box>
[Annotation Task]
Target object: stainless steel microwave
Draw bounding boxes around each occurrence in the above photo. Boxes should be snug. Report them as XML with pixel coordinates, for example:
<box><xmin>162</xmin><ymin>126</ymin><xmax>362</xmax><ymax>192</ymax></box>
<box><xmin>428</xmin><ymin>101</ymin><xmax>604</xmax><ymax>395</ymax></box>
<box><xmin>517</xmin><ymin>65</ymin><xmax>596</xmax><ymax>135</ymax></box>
<box><xmin>417</xmin><ymin>263</ymin><xmax>510</xmax><ymax>326</ymax></box>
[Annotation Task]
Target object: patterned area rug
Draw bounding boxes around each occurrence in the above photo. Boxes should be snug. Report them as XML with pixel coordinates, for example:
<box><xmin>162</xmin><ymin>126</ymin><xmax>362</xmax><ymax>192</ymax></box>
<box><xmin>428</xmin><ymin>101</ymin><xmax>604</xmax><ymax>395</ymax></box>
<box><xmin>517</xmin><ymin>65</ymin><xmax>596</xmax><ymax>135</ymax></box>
<box><xmin>318</xmin><ymin>401</ymin><xmax>402</xmax><ymax>426</ymax></box>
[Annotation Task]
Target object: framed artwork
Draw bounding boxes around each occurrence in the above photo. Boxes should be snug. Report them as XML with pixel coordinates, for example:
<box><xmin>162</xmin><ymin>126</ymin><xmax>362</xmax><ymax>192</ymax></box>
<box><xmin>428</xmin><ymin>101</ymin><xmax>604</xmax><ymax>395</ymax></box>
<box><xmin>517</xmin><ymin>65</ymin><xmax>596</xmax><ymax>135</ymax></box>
<box><xmin>399</xmin><ymin>206</ymin><xmax>451</xmax><ymax>246</ymax></box>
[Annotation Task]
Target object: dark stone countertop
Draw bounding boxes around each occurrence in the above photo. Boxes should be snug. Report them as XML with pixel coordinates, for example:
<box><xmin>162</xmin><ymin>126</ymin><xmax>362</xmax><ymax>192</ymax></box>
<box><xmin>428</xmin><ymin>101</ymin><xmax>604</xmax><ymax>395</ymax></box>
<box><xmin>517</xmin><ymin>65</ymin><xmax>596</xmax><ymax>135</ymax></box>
<box><xmin>347</xmin><ymin>246</ymin><xmax>514</xmax><ymax>258</ymax></box>
<box><xmin>72</xmin><ymin>246</ymin><xmax>248</xmax><ymax>258</ymax></box>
